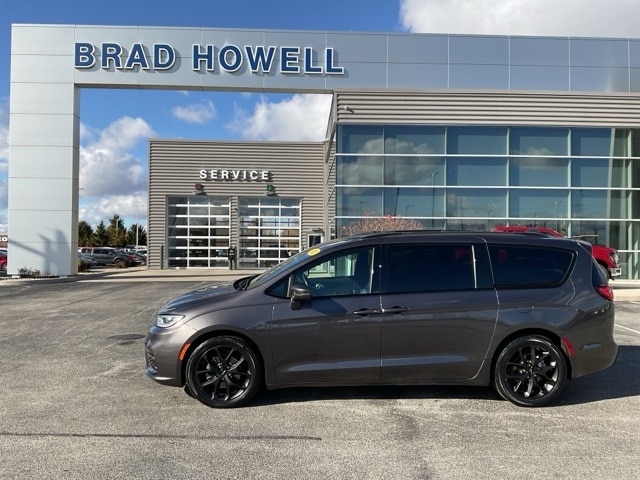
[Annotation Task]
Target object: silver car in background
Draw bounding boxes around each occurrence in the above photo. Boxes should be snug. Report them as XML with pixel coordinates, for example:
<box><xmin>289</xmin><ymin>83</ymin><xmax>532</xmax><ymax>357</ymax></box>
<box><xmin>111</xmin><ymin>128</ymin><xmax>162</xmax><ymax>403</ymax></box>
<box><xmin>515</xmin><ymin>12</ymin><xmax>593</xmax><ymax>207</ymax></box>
<box><xmin>145</xmin><ymin>231</ymin><xmax>617</xmax><ymax>408</ymax></box>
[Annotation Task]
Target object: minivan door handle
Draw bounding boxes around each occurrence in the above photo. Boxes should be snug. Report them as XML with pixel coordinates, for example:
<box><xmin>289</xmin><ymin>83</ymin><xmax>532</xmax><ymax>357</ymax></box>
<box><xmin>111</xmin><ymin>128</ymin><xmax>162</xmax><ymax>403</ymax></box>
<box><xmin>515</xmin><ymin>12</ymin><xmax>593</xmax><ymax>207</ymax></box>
<box><xmin>353</xmin><ymin>308</ymin><xmax>381</xmax><ymax>316</ymax></box>
<box><xmin>381</xmin><ymin>306</ymin><xmax>410</xmax><ymax>314</ymax></box>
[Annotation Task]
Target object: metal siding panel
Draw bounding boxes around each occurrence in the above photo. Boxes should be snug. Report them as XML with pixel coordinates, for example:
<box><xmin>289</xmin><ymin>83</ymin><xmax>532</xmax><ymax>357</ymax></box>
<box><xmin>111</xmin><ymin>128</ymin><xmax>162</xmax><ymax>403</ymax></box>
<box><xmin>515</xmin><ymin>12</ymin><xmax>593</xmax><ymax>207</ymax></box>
<box><xmin>149</xmin><ymin>140</ymin><xmax>325</xmax><ymax>268</ymax></box>
<box><xmin>333</xmin><ymin>91</ymin><xmax>640</xmax><ymax>127</ymax></box>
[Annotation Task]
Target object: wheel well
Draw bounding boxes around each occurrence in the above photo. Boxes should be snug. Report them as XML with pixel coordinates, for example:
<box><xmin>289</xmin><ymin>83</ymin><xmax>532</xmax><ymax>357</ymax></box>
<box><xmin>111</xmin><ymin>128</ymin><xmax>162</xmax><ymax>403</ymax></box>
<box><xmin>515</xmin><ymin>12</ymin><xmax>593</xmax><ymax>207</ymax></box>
<box><xmin>179</xmin><ymin>330</ymin><xmax>266</xmax><ymax>386</ymax></box>
<box><xmin>489</xmin><ymin>329</ymin><xmax>572</xmax><ymax>380</ymax></box>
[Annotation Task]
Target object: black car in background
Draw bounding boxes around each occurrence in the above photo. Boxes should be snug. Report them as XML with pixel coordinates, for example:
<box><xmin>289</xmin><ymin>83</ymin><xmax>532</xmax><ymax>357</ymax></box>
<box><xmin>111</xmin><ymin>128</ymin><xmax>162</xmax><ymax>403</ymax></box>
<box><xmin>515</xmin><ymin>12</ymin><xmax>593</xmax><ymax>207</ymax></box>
<box><xmin>145</xmin><ymin>231</ymin><xmax>617</xmax><ymax>409</ymax></box>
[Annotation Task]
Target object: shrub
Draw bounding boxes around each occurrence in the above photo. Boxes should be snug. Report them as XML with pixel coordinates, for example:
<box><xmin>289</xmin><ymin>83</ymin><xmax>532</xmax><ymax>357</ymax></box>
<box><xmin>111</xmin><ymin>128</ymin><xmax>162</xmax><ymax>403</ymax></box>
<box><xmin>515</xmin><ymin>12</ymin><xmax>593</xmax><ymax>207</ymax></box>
<box><xmin>341</xmin><ymin>213</ymin><xmax>424</xmax><ymax>237</ymax></box>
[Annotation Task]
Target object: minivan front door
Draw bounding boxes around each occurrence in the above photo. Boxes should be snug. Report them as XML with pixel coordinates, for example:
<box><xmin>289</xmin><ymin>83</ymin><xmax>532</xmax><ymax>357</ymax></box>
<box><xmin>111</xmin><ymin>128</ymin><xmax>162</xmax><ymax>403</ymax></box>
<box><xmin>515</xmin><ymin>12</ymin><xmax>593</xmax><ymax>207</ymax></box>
<box><xmin>379</xmin><ymin>242</ymin><xmax>498</xmax><ymax>382</ymax></box>
<box><xmin>270</xmin><ymin>245</ymin><xmax>382</xmax><ymax>385</ymax></box>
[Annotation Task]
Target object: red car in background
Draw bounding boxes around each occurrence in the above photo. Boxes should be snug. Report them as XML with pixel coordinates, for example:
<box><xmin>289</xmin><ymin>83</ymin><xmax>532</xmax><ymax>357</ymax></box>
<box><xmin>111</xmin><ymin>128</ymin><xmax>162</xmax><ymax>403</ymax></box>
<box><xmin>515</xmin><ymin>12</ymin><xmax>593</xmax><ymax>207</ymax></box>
<box><xmin>493</xmin><ymin>226</ymin><xmax>621</xmax><ymax>279</ymax></box>
<box><xmin>0</xmin><ymin>252</ymin><xmax>6</xmax><ymax>272</ymax></box>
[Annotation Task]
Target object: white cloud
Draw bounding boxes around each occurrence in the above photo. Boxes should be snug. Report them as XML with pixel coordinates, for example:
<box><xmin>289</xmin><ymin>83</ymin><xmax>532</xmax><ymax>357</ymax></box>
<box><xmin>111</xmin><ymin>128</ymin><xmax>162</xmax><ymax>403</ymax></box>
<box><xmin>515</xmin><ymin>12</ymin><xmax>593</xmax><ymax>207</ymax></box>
<box><xmin>80</xmin><ymin>193</ymin><xmax>147</xmax><ymax>229</ymax></box>
<box><xmin>230</xmin><ymin>94</ymin><xmax>332</xmax><ymax>141</ymax></box>
<box><xmin>399</xmin><ymin>0</ymin><xmax>640</xmax><ymax>37</ymax></box>
<box><xmin>171</xmin><ymin>100</ymin><xmax>217</xmax><ymax>124</ymax></box>
<box><xmin>80</xmin><ymin>116</ymin><xmax>155</xmax><ymax>198</ymax></box>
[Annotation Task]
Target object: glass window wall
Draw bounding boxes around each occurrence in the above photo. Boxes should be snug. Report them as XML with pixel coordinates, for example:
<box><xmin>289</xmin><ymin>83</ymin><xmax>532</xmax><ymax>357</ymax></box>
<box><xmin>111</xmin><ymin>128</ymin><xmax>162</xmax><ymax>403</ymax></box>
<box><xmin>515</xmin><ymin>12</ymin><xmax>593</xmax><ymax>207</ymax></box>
<box><xmin>334</xmin><ymin>125</ymin><xmax>640</xmax><ymax>278</ymax></box>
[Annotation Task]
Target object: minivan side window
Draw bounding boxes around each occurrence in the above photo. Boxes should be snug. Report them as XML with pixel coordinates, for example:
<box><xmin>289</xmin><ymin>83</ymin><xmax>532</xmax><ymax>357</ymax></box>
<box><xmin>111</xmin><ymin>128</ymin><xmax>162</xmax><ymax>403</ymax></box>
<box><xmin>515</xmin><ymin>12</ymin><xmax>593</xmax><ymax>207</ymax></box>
<box><xmin>287</xmin><ymin>246</ymin><xmax>376</xmax><ymax>297</ymax></box>
<box><xmin>382</xmin><ymin>244</ymin><xmax>476</xmax><ymax>293</ymax></box>
<box><xmin>489</xmin><ymin>244</ymin><xmax>574</xmax><ymax>287</ymax></box>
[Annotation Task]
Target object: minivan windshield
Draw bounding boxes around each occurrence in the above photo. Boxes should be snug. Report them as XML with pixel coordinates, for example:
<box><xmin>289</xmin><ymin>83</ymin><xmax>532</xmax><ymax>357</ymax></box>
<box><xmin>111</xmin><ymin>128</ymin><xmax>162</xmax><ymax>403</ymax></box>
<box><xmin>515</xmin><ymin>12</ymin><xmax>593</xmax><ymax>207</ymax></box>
<box><xmin>246</xmin><ymin>238</ymin><xmax>350</xmax><ymax>290</ymax></box>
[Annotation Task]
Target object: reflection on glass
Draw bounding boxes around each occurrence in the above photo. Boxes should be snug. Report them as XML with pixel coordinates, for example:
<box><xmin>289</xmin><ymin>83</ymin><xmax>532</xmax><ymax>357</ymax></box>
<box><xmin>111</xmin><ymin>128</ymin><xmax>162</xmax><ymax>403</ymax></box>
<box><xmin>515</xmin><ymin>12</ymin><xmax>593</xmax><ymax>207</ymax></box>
<box><xmin>338</xmin><ymin>156</ymin><xmax>383</xmax><ymax>185</ymax></box>
<box><xmin>448</xmin><ymin>158</ymin><xmax>506</xmax><ymax>186</ymax></box>
<box><xmin>447</xmin><ymin>127</ymin><xmax>508</xmax><ymax>154</ymax></box>
<box><xmin>384</xmin><ymin>157</ymin><xmax>443</xmax><ymax>185</ymax></box>
<box><xmin>571</xmin><ymin>189</ymin><xmax>626</xmax><ymax>219</ymax></box>
<box><xmin>383</xmin><ymin>187</ymin><xmax>444</xmax><ymax>217</ymax></box>
<box><xmin>571</xmin><ymin>128</ymin><xmax>613</xmax><ymax>156</ymax></box>
<box><xmin>446</xmin><ymin>189</ymin><xmax>507</xmax><ymax>218</ymax></box>
<box><xmin>510</xmin><ymin>127</ymin><xmax>568</xmax><ymax>155</ymax></box>
<box><xmin>337</xmin><ymin>187</ymin><xmax>383</xmax><ymax>216</ymax></box>
<box><xmin>572</xmin><ymin>158</ymin><xmax>612</xmax><ymax>187</ymax></box>
<box><xmin>338</xmin><ymin>125</ymin><xmax>384</xmax><ymax>154</ymax></box>
<box><xmin>510</xmin><ymin>190</ymin><xmax>569</xmax><ymax>218</ymax></box>
<box><xmin>510</xmin><ymin>157</ymin><xmax>567</xmax><ymax>186</ymax></box>
<box><xmin>384</xmin><ymin>126</ymin><xmax>446</xmax><ymax>154</ymax></box>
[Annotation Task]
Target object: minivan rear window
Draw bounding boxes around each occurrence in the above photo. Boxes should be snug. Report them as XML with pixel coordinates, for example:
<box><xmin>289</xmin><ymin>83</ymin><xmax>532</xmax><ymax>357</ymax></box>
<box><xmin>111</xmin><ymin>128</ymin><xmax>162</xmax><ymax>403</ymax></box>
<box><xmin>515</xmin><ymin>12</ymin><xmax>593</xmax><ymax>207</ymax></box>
<box><xmin>489</xmin><ymin>245</ymin><xmax>574</xmax><ymax>287</ymax></box>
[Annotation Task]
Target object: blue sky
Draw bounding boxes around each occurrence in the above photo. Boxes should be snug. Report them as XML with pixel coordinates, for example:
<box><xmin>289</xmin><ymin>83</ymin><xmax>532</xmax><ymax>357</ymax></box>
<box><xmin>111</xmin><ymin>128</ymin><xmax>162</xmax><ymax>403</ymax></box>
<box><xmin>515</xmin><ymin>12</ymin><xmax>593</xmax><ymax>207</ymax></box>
<box><xmin>2</xmin><ymin>0</ymin><xmax>639</xmax><ymax>233</ymax></box>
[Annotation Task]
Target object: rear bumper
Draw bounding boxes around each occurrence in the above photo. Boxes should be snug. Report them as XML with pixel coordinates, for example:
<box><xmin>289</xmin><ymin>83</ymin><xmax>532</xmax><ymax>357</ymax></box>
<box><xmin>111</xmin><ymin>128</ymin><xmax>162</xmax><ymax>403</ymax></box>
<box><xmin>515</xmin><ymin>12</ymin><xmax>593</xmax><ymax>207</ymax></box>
<box><xmin>567</xmin><ymin>302</ymin><xmax>618</xmax><ymax>379</ymax></box>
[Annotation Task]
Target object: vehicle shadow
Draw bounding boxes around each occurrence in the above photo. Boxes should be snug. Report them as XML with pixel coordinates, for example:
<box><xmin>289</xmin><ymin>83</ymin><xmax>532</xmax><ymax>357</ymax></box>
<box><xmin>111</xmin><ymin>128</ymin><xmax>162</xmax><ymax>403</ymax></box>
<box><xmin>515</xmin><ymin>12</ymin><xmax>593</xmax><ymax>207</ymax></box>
<box><xmin>251</xmin><ymin>345</ymin><xmax>640</xmax><ymax>407</ymax></box>
<box><xmin>556</xmin><ymin>344</ymin><xmax>640</xmax><ymax>406</ymax></box>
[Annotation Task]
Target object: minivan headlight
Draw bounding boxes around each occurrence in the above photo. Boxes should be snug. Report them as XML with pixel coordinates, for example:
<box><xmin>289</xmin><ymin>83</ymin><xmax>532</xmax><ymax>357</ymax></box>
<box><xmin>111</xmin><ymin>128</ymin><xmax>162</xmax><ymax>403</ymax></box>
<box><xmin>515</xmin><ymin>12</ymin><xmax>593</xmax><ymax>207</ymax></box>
<box><xmin>155</xmin><ymin>314</ymin><xmax>184</xmax><ymax>328</ymax></box>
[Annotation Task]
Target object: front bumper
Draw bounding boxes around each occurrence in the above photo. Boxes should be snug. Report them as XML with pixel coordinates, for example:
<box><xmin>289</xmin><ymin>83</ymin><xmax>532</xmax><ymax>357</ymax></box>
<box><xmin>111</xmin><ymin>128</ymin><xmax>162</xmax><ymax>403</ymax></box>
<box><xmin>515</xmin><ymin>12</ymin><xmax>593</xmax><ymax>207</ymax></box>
<box><xmin>144</xmin><ymin>323</ymin><xmax>195</xmax><ymax>387</ymax></box>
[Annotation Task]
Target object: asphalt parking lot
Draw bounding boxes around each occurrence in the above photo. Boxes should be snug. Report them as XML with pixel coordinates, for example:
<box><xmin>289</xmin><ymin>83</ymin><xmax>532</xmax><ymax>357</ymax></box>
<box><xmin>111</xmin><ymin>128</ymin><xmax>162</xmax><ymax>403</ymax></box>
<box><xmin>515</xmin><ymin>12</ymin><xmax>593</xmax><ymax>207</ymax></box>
<box><xmin>0</xmin><ymin>271</ymin><xmax>639</xmax><ymax>480</ymax></box>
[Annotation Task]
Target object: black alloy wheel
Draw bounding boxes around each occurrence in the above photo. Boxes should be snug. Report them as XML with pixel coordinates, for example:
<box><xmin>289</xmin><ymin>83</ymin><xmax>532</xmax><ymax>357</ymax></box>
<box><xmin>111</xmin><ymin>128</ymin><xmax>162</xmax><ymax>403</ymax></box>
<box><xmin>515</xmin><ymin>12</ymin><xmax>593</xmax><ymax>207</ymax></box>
<box><xmin>185</xmin><ymin>336</ymin><xmax>262</xmax><ymax>408</ymax></box>
<box><xmin>493</xmin><ymin>335</ymin><xmax>567</xmax><ymax>407</ymax></box>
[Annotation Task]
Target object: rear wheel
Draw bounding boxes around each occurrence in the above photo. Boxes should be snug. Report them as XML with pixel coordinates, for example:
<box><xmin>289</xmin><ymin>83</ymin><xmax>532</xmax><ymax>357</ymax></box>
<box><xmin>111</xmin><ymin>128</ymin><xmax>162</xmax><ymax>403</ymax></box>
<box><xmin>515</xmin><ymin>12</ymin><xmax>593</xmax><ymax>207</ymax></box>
<box><xmin>185</xmin><ymin>336</ymin><xmax>262</xmax><ymax>408</ymax></box>
<box><xmin>494</xmin><ymin>335</ymin><xmax>567</xmax><ymax>407</ymax></box>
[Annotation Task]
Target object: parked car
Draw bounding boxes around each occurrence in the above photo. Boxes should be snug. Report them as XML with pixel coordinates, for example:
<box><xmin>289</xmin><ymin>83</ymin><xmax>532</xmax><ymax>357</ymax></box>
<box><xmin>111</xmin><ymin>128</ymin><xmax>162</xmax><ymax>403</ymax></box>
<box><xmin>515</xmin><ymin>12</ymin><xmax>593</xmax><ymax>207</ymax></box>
<box><xmin>145</xmin><ymin>231</ymin><xmax>617</xmax><ymax>409</ymax></box>
<box><xmin>492</xmin><ymin>226</ymin><xmax>621</xmax><ymax>279</ymax></box>
<box><xmin>131</xmin><ymin>251</ymin><xmax>147</xmax><ymax>265</ymax></box>
<box><xmin>115</xmin><ymin>249</ymin><xmax>144</xmax><ymax>266</ymax></box>
<box><xmin>78</xmin><ymin>252</ymin><xmax>98</xmax><ymax>268</ymax></box>
<box><xmin>0</xmin><ymin>252</ymin><xmax>6</xmax><ymax>272</ymax></box>
<box><xmin>78</xmin><ymin>247</ymin><xmax>134</xmax><ymax>267</ymax></box>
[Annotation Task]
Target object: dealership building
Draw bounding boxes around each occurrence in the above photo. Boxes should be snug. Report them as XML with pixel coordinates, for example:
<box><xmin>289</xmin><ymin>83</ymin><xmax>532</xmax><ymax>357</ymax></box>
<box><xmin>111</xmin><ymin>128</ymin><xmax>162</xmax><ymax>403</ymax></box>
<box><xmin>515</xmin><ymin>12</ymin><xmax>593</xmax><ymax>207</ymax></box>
<box><xmin>8</xmin><ymin>24</ymin><xmax>640</xmax><ymax>277</ymax></box>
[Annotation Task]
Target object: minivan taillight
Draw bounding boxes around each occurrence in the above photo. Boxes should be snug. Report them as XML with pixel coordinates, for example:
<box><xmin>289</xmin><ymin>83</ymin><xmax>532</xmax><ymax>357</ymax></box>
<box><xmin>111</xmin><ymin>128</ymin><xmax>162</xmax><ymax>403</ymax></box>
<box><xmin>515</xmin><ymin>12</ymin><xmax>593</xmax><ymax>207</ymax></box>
<box><xmin>595</xmin><ymin>284</ymin><xmax>614</xmax><ymax>301</ymax></box>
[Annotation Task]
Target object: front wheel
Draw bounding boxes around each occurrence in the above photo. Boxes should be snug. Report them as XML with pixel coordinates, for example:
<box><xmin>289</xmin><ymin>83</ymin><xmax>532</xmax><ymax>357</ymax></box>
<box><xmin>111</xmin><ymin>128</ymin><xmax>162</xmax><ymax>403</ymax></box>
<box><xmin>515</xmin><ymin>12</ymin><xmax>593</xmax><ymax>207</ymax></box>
<box><xmin>493</xmin><ymin>335</ymin><xmax>567</xmax><ymax>407</ymax></box>
<box><xmin>185</xmin><ymin>336</ymin><xmax>262</xmax><ymax>408</ymax></box>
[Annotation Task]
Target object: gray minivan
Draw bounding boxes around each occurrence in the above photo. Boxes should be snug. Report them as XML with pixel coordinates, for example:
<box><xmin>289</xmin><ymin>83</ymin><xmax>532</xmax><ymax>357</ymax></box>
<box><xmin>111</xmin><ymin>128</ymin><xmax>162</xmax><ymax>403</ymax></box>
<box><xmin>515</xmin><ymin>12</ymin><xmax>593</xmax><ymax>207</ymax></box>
<box><xmin>145</xmin><ymin>231</ymin><xmax>617</xmax><ymax>408</ymax></box>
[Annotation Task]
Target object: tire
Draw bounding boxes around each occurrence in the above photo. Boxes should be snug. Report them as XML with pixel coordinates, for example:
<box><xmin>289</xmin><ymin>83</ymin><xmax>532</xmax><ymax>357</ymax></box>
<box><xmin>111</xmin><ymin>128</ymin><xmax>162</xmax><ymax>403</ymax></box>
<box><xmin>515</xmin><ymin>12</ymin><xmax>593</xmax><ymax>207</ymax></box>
<box><xmin>493</xmin><ymin>335</ymin><xmax>567</xmax><ymax>407</ymax></box>
<box><xmin>185</xmin><ymin>336</ymin><xmax>262</xmax><ymax>408</ymax></box>
<box><xmin>114</xmin><ymin>258</ymin><xmax>125</xmax><ymax>268</ymax></box>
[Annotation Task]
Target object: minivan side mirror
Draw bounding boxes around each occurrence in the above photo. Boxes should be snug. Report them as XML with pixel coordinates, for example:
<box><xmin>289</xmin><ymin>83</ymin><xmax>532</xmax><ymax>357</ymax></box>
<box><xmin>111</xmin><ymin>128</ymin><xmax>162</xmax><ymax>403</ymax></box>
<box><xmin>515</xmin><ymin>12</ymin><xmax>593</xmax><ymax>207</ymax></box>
<box><xmin>290</xmin><ymin>284</ymin><xmax>312</xmax><ymax>310</ymax></box>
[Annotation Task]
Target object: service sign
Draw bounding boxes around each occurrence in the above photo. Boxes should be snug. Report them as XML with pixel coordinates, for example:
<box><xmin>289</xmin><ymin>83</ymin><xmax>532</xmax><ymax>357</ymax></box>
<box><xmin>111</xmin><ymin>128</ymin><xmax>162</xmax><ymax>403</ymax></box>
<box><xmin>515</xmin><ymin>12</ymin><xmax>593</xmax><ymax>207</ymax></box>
<box><xmin>75</xmin><ymin>42</ymin><xmax>344</xmax><ymax>76</ymax></box>
<box><xmin>198</xmin><ymin>169</ymin><xmax>271</xmax><ymax>181</ymax></box>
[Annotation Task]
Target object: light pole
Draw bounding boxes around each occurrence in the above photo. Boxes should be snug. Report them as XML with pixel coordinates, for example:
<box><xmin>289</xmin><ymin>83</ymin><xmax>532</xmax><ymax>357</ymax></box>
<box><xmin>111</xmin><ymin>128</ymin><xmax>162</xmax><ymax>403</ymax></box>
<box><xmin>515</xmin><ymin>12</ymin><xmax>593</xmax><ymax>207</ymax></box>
<box><xmin>134</xmin><ymin>203</ymin><xmax>145</xmax><ymax>247</ymax></box>
<box><xmin>430</xmin><ymin>171</ymin><xmax>439</xmax><ymax>228</ymax></box>
<box><xmin>405</xmin><ymin>204</ymin><xmax>414</xmax><ymax>217</ymax></box>
<box><xmin>553</xmin><ymin>201</ymin><xmax>562</xmax><ymax>231</ymax></box>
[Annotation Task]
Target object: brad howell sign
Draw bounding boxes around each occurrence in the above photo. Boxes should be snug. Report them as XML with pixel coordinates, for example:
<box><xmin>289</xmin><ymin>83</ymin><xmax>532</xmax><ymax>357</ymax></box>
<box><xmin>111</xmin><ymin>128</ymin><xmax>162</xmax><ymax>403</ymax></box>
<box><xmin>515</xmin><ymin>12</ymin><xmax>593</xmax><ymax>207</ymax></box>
<box><xmin>75</xmin><ymin>43</ymin><xmax>345</xmax><ymax>75</ymax></box>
